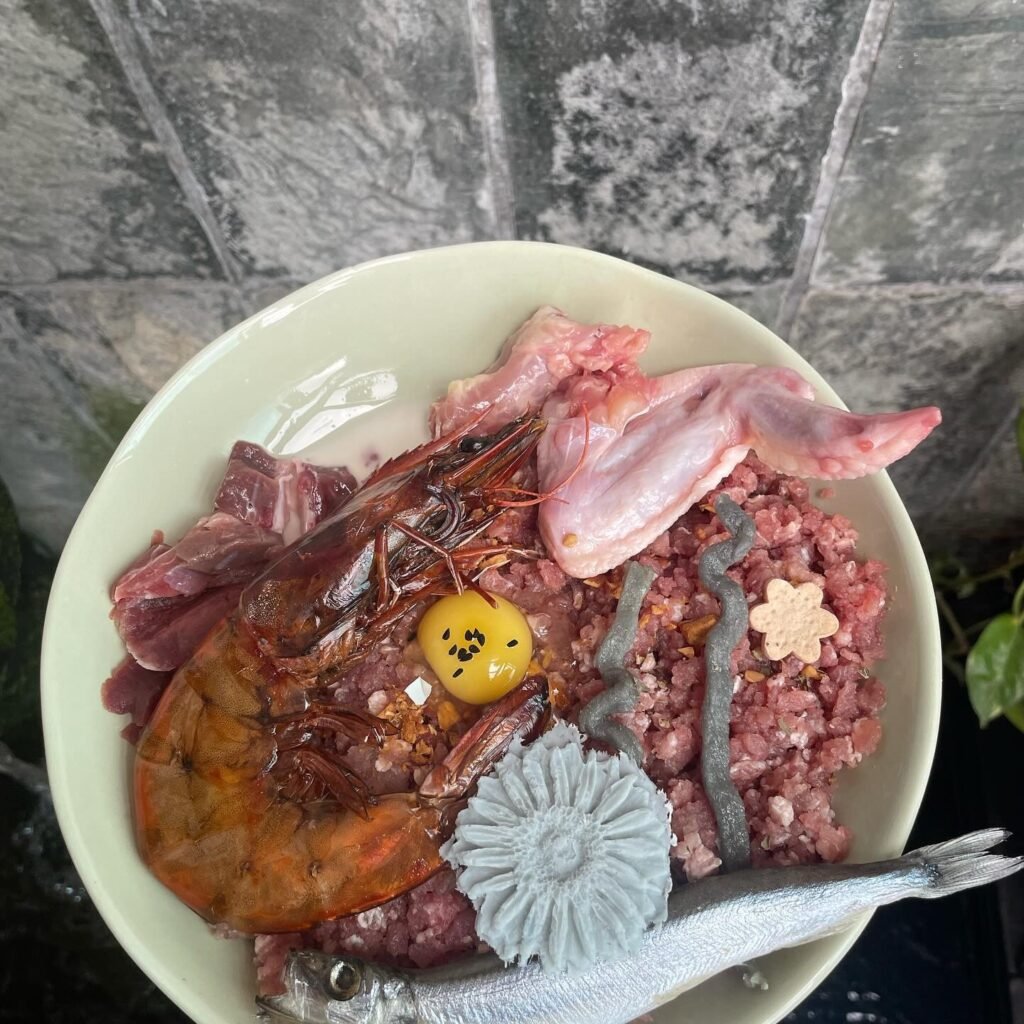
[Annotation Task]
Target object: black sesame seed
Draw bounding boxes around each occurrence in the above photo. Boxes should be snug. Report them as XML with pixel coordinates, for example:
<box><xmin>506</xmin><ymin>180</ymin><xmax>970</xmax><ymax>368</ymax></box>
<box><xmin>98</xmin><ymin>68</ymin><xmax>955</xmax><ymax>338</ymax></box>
<box><xmin>453</xmin><ymin>668</ymin><xmax>464</xmax><ymax>678</ymax></box>
<box><xmin>457</xmin><ymin>649</ymin><xmax>473</xmax><ymax>662</ymax></box>
<box><xmin>464</xmin><ymin>629</ymin><xmax>474</xmax><ymax>641</ymax></box>
<box><xmin>448</xmin><ymin>644</ymin><xmax>457</xmax><ymax>656</ymax></box>
<box><xmin>507</xmin><ymin>639</ymin><xmax>519</xmax><ymax>648</ymax></box>
<box><xmin>442</xmin><ymin>628</ymin><xmax>451</xmax><ymax>641</ymax></box>
<box><xmin>468</xmin><ymin>644</ymin><xmax>480</xmax><ymax>654</ymax></box>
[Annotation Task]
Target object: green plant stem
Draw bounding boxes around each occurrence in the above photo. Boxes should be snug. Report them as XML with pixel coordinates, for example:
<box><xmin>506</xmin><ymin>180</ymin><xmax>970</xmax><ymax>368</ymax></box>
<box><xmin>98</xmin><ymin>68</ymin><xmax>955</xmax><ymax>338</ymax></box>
<box><xmin>944</xmin><ymin>549</ymin><xmax>1024</xmax><ymax>593</ymax></box>
<box><xmin>1013</xmin><ymin>579</ymin><xmax>1024</xmax><ymax>621</ymax></box>
<box><xmin>936</xmin><ymin>589</ymin><xmax>971</xmax><ymax>657</ymax></box>
<box><xmin>965</xmin><ymin>617</ymin><xmax>996</xmax><ymax>638</ymax></box>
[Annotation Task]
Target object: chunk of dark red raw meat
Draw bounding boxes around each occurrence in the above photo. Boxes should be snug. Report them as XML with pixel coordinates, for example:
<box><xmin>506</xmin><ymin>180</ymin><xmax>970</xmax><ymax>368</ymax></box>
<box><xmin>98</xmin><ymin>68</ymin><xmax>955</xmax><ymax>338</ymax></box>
<box><xmin>101</xmin><ymin>655</ymin><xmax>173</xmax><ymax>743</ymax></box>
<box><xmin>113</xmin><ymin>512</ymin><xmax>281</xmax><ymax>603</ymax></box>
<box><xmin>214</xmin><ymin>441</ymin><xmax>357</xmax><ymax>537</ymax></box>
<box><xmin>112</xmin><ymin>584</ymin><xmax>244</xmax><ymax>672</ymax></box>
<box><xmin>104</xmin><ymin>441</ymin><xmax>357</xmax><ymax>726</ymax></box>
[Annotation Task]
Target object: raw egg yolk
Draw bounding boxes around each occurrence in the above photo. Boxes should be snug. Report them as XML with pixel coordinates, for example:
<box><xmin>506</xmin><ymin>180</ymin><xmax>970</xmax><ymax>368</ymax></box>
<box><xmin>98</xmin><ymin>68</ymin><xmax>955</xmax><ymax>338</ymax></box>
<box><xmin>418</xmin><ymin>592</ymin><xmax>533</xmax><ymax>705</ymax></box>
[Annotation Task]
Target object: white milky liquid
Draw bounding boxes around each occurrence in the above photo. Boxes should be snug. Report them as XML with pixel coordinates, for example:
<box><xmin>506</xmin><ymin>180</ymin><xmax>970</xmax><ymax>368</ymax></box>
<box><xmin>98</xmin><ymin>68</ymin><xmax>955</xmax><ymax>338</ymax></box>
<box><xmin>252</xmin><ymin>353</ymin><xmax>432</xmax><ymax>478</ymax></box>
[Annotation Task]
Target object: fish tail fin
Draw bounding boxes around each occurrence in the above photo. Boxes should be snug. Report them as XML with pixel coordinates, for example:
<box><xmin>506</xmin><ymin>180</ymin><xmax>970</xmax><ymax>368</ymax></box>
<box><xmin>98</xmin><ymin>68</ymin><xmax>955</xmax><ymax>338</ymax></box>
<box><xmin>909</xmin><ymin>829</ymin><xmax>1023</xmax><ymax>898</ymax></box>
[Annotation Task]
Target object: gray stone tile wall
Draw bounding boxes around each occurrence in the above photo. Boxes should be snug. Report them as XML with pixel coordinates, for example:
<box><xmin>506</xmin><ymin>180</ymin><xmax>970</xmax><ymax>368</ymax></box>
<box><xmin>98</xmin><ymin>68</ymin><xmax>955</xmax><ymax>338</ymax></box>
<box><xmin>1</xmin><ymin>0</ymin><xmax>1022</xmax><ymax>554</ymax></box>
<box><xmin>815</xmin><ymin>0</ymin><xmax>1024</xmax><ymax>286</ymax></box>
<box><xmin>790</xmin><ymin>286</ymin><xmax>1024</xmax><ymax>547</ymax></box>
<box><xmin>492</xmin><ymin>0</ymin><xmax>871</xmax><ymax>288</ymax></box>
<box><xmin>117</xmin><ymin>0</ymin><xmax>496</xmax><ymax>279</ymax></box>
<box><xmin>786</xmin><ymin>0</ymin><xmax>1024</xmax><ymax>550</ymax></box>
<box><xmin>1</xmin><ymin>0</ymin><xmax>219</xmax><ymax>283</ymax></box>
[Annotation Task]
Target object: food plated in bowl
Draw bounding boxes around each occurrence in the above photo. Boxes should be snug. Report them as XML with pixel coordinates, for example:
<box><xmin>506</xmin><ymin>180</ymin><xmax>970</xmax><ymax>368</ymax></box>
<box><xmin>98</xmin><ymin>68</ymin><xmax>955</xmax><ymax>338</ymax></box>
<box><xmin>42</xmin><ymin>242</ymin><xmax>962</xmax><ymax>1024</ymax></box>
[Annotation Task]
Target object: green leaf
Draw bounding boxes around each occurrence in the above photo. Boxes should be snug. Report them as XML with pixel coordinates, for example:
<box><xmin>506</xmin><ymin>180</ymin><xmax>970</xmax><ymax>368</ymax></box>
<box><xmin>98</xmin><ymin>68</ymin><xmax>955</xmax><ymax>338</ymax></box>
<box><xmin>966</xmin><ymin>613</ymin><xmax>1024</xmax><ymax>726</ymax></box>
<box><xmin>1017</xmin><ymin>405</ymin><xmax>1024</xmax><ymax>471</ymax></box>
<box><xmin>1005</xmin><ymin>702</ymin><xmax>1024</xmax><ymax>733</ymax></box>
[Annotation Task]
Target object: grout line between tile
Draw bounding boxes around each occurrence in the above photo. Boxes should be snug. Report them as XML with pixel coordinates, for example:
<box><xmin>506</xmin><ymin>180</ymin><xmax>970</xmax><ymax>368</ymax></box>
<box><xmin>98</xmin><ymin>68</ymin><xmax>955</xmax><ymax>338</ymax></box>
<box><xmin>86</xmin><ymin>0</ymin><xmax>244</xmax><ymax>287</ymax></box>
<box><xmin>774</xmin><ymin>0</ymin><xmax>897</xmax><ymax>339</ymax></box>
<box><xmin>465</xmin><ymin>0</ymin><xmax>517</xmax><ymax>239</ymax></box>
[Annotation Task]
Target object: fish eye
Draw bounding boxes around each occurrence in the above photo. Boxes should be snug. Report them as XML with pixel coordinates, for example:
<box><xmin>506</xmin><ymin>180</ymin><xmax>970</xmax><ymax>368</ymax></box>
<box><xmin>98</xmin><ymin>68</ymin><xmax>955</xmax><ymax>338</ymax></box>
<box><xmin>327</xmin><ymin>961</ymin><xmax>361</xmax><ymax>1000</ymax></box>
<box><xmin>459</xmin><ymin>436</ymin><xmax>487</xmax><ymax>454</ymax></box>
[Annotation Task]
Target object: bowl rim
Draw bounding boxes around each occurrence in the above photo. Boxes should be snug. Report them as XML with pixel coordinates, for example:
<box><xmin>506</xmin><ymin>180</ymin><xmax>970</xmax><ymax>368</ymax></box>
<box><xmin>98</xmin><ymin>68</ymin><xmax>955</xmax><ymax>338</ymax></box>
<box><xmin>40</xmin><ymin>239</ymin><xmax>943</xmax><ymax>1024</ymax></box>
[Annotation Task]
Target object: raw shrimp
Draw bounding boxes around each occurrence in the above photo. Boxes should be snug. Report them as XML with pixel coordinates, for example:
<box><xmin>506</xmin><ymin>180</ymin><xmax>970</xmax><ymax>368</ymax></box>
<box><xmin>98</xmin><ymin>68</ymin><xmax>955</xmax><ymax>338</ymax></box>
<box><xmin>133</xmin><ymin>417</ymin><xmax>550</xmax><ymax>933</ymax></box>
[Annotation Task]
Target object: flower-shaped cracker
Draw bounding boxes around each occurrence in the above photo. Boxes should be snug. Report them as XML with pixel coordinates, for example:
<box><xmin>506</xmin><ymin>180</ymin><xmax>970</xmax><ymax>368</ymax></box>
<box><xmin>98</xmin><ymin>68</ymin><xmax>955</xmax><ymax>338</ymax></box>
<box><xmin>441</xmin><ymin>721</ymin><xmax>673</xmax><ymax>975</ymax></box>
<box><xmin>749</xmin><ymin>578</ymin><xmax>839</xmax><ymax>663</ymax></box>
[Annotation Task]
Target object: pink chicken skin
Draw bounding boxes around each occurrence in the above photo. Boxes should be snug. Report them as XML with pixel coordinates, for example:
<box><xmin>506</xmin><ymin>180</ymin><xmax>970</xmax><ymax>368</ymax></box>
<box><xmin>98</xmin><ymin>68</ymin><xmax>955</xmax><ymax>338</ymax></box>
<box><xmin>431</xmin><ymin>308</ymin><xmax>941</xmax><ymax>579</ymax></box>
<box><xmin>430</xmin><ymin>305</ymin><xmax>649</xmax><ymax>436</ymax></box>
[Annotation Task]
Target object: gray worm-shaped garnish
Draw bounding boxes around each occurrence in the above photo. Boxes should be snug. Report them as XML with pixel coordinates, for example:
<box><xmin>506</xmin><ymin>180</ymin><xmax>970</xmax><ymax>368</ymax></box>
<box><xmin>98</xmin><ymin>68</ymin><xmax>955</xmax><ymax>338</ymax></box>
<box><xmin>698</xmin><ymin>494</ymin><xmax>756</xmax><ymax>873</ymax></box>
<box><xmin>579</xmin><ymin>560</ymin><xmax>658</xmax><ymax>765</ymax></box>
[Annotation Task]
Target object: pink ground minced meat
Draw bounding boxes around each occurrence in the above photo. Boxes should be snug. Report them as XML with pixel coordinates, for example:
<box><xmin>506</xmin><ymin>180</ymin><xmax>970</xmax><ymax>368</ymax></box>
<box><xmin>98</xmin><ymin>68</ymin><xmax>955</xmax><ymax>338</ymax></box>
<box><xmin>254</xmin><ymin>455</ymin><xmax>888</xmax><ymax>993</ymax></box>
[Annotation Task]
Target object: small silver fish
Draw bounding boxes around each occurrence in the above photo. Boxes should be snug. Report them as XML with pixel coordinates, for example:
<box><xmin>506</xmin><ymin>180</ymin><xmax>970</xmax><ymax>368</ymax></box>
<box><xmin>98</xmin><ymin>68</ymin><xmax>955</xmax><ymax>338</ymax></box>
<box><xmin>258</xmin><ymin>829</ymin><xmax>1021</xmax><ymax>1024</ymax></box>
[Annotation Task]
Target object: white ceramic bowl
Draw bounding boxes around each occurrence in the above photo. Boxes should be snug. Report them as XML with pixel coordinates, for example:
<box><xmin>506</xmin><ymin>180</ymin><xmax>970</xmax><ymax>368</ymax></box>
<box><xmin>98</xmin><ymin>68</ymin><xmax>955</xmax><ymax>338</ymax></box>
<box><xmin>41</xmin><ymin>242</ymin><xmax>941</xmax><ymax>1024</ymax></box>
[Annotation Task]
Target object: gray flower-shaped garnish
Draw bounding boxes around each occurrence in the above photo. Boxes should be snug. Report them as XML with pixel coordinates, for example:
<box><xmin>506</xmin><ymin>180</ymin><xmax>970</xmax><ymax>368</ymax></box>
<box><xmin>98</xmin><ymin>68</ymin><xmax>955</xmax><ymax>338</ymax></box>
<box><xmin>442</xmin><ymin>722</ymin><xmax>673</xmax><ymax>975</ymax></box>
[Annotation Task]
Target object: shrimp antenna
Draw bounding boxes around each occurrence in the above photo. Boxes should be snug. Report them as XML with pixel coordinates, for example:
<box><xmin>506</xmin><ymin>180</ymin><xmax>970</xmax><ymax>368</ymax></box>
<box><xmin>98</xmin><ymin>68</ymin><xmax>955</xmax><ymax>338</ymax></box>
<box><xmin>494</xmin><ymin>405</ymin><xmax>591</xmax><ymax>508</ymax></box>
